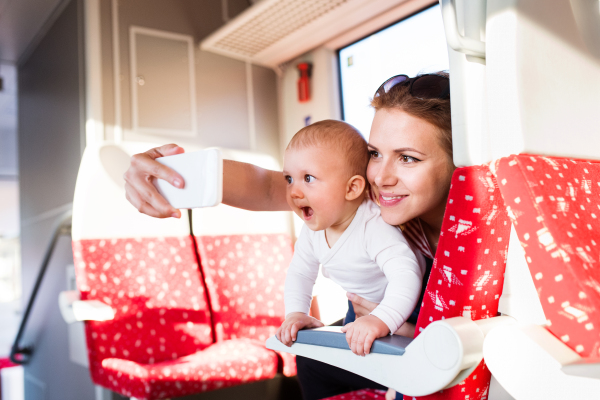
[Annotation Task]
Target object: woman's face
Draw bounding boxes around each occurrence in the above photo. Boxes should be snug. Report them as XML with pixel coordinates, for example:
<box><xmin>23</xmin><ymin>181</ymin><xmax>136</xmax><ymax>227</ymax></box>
<box><xmin>367</xmin><ymin>108</ymin><xmax>455</xmax><ymax>228</ymax></box>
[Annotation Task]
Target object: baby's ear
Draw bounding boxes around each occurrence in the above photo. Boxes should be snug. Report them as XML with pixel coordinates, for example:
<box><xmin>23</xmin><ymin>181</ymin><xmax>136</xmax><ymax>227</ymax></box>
<box><xmin>346</xmin><ymin>175</ymin><xmax>366</xmax><ymax>201</ymax></box>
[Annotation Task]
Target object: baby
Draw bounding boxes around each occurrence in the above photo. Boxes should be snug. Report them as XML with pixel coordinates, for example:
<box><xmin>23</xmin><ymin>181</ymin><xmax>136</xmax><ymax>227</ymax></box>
<box><xmin>275</xmin><ymin>119</ymin><xmax>424</xmax><ymax>356</ymax></box>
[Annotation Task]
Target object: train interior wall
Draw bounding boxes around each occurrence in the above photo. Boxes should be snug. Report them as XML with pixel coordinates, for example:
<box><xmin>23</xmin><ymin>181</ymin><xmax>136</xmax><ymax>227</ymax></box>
<box><xmin>17</xmin><ymin>0</ymin><xmax>90</xmax><ymax>398</ymax></box>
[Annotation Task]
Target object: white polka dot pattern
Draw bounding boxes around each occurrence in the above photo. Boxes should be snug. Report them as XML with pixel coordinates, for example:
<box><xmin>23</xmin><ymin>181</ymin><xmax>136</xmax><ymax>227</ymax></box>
<box><xmin>99</xmin><ymin>339</ymin><xmax>277</xmax><ymax>398</ymax></box>
<box><xmin>196</xmin><ymin>233</ymin><xmax>297</xmax><ymax>376</ymax></box>
<box><xmin>409</xmin><ymin>166</ymin><xmax>509</xmax><ymax>400</ymax></box>
<box><xmin>495</xmin><ymin>154</ymin><xmax>600</xmax><ymax>359</ymax></box>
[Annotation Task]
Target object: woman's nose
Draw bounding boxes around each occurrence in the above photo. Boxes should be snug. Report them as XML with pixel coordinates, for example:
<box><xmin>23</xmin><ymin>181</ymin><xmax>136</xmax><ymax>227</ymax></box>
<box><xmin>374</xmin><ymin>160</ymin><xmax>398</xmax><ymax>188</ymax></box>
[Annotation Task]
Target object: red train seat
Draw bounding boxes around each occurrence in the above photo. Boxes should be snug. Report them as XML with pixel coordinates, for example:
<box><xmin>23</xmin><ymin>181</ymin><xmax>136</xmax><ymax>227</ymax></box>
<box><xmin>482</xmin><ymin>154</ymin><xmax>600</xmax><ymax>398</ymax></box>
<box><xmin>409</xmin><ymin>164</ymin><xmax>511</xmax><ymax>400</ymax></box>
<box><xmin>495</xmin><ymin>154</ymin><xmax>600</xmax><ymax>357</ymax></box>
<box><xmin>71</xmin><ymin>143</ymin><xmax>291</xmax><ymax>399</ymax></box>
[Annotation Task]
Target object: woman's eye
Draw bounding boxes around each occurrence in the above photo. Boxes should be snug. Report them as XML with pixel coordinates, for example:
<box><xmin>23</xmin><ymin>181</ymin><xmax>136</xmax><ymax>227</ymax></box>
<box><xmin>285</xmin><ymin>175</ymin><xmax>293</xmax><ymax>184</ymax></box>
<box><xmin>369</xmin><ymin>150</ymin><xmax>380</xmax><ymax>159</ymax></box>
<box><xmin>400</xmin><ymin>155</ymin><xmax>418</xmax><ymax>163</ymax></box>
<box><xmin>304</xmin><ymin>175</ymin><xmax>315</xmax><ymax>183</ymax></box>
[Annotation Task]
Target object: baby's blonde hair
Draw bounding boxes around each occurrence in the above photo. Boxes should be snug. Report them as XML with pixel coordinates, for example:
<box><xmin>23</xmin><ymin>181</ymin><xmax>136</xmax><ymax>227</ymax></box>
<box><xmin>286</xmin><ymin>120</ymin><xmax>369</xmax><ymax>178</ymax></box>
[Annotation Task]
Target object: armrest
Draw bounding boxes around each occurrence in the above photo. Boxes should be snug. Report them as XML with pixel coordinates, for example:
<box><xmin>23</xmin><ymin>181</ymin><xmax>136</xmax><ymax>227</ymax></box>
<box><xmin>294</xmin><ymin>326</ymin><xmax>412</xmax><ymax>356</ymax></box>
<box><xmin>483</xmin><ymin>324</ymin><xmax>600</xmax><ymax>399</ymax></box>
<box><xmin>266</xmin><ymin>316</ymin><xmax>515</xmax><ymax>396</ymax></box>
<box><xmin>58</xmin><ymin>290</ymin><xmax>115</xmax><ymax>323</ymax></box>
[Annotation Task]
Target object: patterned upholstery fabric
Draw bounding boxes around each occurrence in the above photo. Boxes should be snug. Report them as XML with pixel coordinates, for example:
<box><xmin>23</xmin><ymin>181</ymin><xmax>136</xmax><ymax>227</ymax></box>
<box><xmin>323</xmin><ymin>389</ymin><xmax>387</xmax><ymax>400</ymax></box>
<box><xmin>408</xmin><ymin>166</ymin><xmax>511</xmax><ymax>400</ymax></box>
<box><xmin>72</xmin><ymin>236</ymin><xmax>279</xmax><ymax>399</ymax></box>
<box><xmin>99</xmin><ymin>339</ymin><xmax>277</xmax><ymax>399</ymax></box>
<box><xmin>195</xmin><ymin>233</ymin><xmax>297</xmax><ymax>376</ymax></box>
<box><xmin>495</xmin><ymin>154</ymin><xmax>600</xmax><ymax>358</ymax></box>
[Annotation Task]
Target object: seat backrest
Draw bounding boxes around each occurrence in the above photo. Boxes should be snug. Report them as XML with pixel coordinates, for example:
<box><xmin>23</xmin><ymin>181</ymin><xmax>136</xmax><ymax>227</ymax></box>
<box><xmin>413</xmin><ymin>165</ymin><xmax>511</xmax><ymax>399</ymax></box>
<box><xmin>192</xmin><ymin>149</ymin><xmax>294</xmax><ymax>344</ymax></box>
<box><xmin>495</xmin><ymin>154</ymin><xmax>600</xmax><ymax>358</ymax></box>
<box><xmin>72</xmin><ymin>143</ymin><xmax>213</xmax><ymax>379</ymax></box>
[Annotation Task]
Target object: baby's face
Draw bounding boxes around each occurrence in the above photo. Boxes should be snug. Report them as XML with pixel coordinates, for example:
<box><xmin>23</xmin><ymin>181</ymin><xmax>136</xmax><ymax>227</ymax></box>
<box><xmin>283</xmin><ymin>146</ymin><xmax>353</xmax><ymax>231</ymax></box>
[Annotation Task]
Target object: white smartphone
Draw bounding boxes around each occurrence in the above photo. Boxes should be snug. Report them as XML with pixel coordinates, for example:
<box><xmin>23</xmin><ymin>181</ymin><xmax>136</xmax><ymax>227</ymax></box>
<box><xmin>153</xmin><ymin>148</ymin><xmax>223</xmax><ymax>209</ymax></box>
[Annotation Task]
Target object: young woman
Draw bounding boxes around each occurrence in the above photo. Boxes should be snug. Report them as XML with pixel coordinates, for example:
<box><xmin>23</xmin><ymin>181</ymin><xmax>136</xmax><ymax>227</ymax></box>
<box><xmin>123</xmin><ymin>73</ymin><xmax>455</xmax><ymax>399</ymax></box>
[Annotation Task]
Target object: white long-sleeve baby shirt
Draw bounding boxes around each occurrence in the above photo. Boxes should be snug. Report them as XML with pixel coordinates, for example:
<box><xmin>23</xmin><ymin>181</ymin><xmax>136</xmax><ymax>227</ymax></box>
<box><xmin>284</xmin><ymin>200</ymin><xmax>425</xmax><ymax>334</ymax></box>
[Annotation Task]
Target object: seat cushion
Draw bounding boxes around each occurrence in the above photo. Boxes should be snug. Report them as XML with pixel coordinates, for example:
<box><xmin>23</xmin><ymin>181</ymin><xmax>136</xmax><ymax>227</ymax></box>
<box><xmin>412</xmin><ymin>165</ymin><xmax>511</xmax><ymax>400</ymax></box>
<box><xmin>96</xmin><ymin>339</ymin><xmax>278</xmax><ymax>400</ymax></box>
<box><xmin>495</xmin><ymin>154</ymin><xmax>600</xmax><ymax>358</ymax></box>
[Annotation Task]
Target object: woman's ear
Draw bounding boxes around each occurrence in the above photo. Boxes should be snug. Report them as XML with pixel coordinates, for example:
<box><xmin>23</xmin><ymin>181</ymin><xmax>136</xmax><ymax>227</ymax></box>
<box><xmin>345</xmin><ymin>175</ymin><xmax>366</xmax><ymax>201</ymax></box>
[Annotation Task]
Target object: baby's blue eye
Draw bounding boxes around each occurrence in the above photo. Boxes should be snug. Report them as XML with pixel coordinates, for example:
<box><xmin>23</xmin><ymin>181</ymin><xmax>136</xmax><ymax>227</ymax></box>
<box><xmin>304</xmin><ymin>175</ymin><xmax>315</xmax><ymax>183</ymax></box>
<box><xmin>285</xmin><ymin>175</ymin><xmax>293</xmax><ymax>184</ymax></box>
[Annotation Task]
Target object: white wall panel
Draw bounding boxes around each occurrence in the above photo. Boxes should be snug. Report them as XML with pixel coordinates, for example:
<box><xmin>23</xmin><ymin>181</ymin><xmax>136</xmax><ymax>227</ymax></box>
<box><xmin>486</xmin><ymin>0</ymin><xmax>600</xmax><ymax>160</ymax></box>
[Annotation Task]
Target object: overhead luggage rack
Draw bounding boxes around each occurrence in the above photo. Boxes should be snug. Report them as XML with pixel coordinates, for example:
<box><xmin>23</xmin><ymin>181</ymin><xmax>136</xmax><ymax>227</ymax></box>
<box><xmin>200</xmin><ymin>0</ymin><xmax>411</xmax><ymax>68</ymax></box>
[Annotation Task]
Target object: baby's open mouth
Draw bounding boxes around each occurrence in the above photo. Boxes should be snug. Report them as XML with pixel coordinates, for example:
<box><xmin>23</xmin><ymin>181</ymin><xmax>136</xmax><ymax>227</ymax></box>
<box><xmin>301</xmin><ymin>207</ymin><xmax>314</xmax><ymax>219</ymax></box>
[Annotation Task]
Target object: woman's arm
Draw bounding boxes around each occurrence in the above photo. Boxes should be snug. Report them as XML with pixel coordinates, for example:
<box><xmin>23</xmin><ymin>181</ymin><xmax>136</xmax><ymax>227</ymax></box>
<box><xmin>222</xmin><ymin>159</ymin><xmax>290</xmax><ymax>211</ymax></box>
<box><xmin>124</xmin><ymin>144</ymin><xmax>290</xmax><ymax>218</ymax></box>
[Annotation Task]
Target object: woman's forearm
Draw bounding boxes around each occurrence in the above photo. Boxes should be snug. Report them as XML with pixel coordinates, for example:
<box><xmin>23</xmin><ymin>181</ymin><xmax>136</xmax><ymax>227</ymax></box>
<box><xmin>222</xmin><ymin>159</ymin><xmax>291</xmax><ymax>211</ymax></box>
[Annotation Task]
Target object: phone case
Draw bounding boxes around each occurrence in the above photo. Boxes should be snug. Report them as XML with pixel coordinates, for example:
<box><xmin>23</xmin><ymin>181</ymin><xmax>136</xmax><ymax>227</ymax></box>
<box><xmin>153</xmin><ymin>148</ymin><xmax>223</xmax><ymax>209</ymax></box>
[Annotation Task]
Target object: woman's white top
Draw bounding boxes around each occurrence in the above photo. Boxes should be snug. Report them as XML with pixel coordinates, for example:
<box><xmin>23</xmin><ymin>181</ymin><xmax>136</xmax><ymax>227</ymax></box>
<box><xmin>284</xmin><ymin>200</ymin><xmax>425</xmax><ymax>333</ymax></box>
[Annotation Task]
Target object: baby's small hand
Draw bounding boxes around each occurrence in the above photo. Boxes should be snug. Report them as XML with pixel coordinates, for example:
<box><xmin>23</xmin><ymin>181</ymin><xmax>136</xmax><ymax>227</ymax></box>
<box><xmin>276</xmin><ymin>312</ymin><xmax>324</xmax><ymax>347</ymax></box>
<box><xmin>340</xmin><ymin>315</ymin><xmax>390</xmax><ymax>356</ymax></box>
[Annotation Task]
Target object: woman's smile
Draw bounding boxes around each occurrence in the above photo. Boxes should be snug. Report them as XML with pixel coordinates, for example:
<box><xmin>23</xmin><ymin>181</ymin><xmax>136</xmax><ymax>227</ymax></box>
<box><xmin>378</xmin><ymin>192</ymin><xmax>408</xmax><ymax>207</ymax></box>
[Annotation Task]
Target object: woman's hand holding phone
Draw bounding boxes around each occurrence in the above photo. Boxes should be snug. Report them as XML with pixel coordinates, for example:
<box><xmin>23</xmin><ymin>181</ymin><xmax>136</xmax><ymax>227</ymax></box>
<box><xmin>123</xmin><ymin>144</ymin><xmax>185</xmax><ymax>218</ymax></box>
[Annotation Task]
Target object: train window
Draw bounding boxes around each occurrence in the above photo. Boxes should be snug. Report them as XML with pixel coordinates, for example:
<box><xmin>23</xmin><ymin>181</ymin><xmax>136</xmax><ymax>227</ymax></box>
<box><xmin>338</xmin><ymin>4</ymin><xmax>449</xmax><ymax>139</ymax></box>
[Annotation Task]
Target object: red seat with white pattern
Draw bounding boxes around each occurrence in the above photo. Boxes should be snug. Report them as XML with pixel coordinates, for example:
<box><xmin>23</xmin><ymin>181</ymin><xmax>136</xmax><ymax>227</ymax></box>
<box><xmin>495</xmin><ymin>154</ymin><xmax>600</xmax><ymax>358</ymax></box>
<box><xmin>410</xmin><ymin>165</ymin><xmax>511</xmax><ymax>400</ymax></box>
<box><xmin>71</xmin><ymin>143</ymin><xmax>289</xmax><ymax>399</ymax></box>
<box><xmin>192</xmin><ymin>149</ymin><xmax>296</xmax><ymax>377</ymax></box>
<box><xmin>324</xmin><ymin>165</ymin><xmax>511</xmax><ymax>400</ymax></box>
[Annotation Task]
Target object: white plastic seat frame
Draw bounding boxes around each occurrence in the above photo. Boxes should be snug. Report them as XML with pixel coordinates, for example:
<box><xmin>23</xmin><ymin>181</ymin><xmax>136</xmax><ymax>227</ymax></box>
<box><xmin>267</xmin><ymin>316</ymin><xmax>515</xmax><ymax>396</ymax></box>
